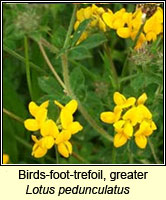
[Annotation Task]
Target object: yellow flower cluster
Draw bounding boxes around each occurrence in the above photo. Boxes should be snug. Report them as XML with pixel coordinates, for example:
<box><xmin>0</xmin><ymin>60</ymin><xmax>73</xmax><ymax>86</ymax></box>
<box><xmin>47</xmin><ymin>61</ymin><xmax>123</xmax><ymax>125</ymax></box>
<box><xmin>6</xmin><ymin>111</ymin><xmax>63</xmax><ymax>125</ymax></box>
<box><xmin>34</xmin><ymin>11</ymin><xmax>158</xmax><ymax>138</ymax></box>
<box><xmin>103</xmin><ymin>7</ymin><xmax>163</xmax><ymax>49</ymax></box>
<box><xmin>74</xmin><ymin>4</ymin><xmax>163</xmax><ymax>49</ymax></box>
<box><xmin>3</xmin><ymin>154</ymin><xmax>9</xmax><ymax>164</ymax></box>
<box><xmin>100</xmin><ymin>92</ymin><xmax>157</xmax><ymax>149</ymax></box>
<box><xmin>24</xmin><ymin>100</ymin><xmax>83</xmax><ymax>158</ymax></box>
<box><xmin>74</xmin><ymin>4</ymin><xmax>107</xmax><ymax>44</ymax></box>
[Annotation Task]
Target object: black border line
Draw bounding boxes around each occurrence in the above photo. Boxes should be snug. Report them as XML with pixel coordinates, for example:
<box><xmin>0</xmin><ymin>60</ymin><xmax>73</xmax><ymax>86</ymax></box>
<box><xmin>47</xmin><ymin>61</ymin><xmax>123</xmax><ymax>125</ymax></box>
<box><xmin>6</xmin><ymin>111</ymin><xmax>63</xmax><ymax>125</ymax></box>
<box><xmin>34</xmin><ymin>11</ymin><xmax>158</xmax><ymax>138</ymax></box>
<box><xmin>1</xmin><ymin>0</ymin><xmax>165</xmax><ymax>166</ymax></box>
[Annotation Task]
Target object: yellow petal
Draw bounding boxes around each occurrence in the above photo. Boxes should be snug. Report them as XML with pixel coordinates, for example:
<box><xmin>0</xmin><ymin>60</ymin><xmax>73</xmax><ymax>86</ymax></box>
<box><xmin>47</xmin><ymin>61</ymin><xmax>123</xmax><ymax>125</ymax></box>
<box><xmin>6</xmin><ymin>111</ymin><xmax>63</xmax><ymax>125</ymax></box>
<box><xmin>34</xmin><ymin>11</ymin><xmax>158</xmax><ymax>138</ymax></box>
<box><xmin>24</xmin><ymin>119</ymin><xmax>39</xmax><ymax>131</ymax></box>
<box><xmin>3</xmin><ymin>154</ymin><xmax>9</xmax><ymax>164</ymax></box>
<box><xmin>35</xmin><ymin>108</ymin><xmax>47</xmax><ymax>126</ymax></box>
<box><xmin>137</xmin><ymin>93</ymin><xmax>147</xmax><ymax>105</ymax></box>
<box><xmin>114</xmin><ymin>133</ymin><xmax>128</xmax><ymax>148</ymax></box>
<box><xmin>137</xmin><ymin>105</ymin><xmax>152</xmax><ymax>122</ymax></box>
<box><xmin>76</xmin><ymin>8</ymin><xmax>85</xmax><ymax>21</ymax></box>
<box><xmin>123</xmin><ymin>107</ymin><xmax>138</xmax><ymax>126</ymax></box>
<box><xmin>112</xmin><ymin>19</ymin><xmax>124</xmax><ymax>29</ymax></box>
<box><xmin>97</xmin><ymin>7</ymin><xmax>105</xmax><ymax>15</ymax></box>
<box><xmin>42</xmin><ymin>136</ymin><xmax>54</xmax><ymax>149</ymax></box>
<box><xmin>40</xmin><ymin>120</ymin><xmax>59</xmax><ymax>138</ymax></box>
<box><xmin>54</xmin><ymin>100</ymin><xmax>64</xmax><ymax>109</ymax></box>
<box><xmin>113</xmin><ymin>92</ymin><xmax>126</xmax><ymax>106</ymax></box>
<box><xmin>113</xmin><ymin>120</ymin><xmax>125</xmax><ymax>132</ymax></box>
<box><xmin>146</xmin><ymin>31</ymin><xmax>157</xmax><ymax>41</ymax></box>
<box><xmin>100</xmin><ymin>111</ymin><xmax>115</xmax><ymax>124</ymax></box>
<box><xmin>32</xmin><ymin>143</ymin><xmax>47</xmax><ymax>158</ymax></box>
<box><xmin>99</xmin><ymin>18</ymin><xmax>106</xmax><ymax>32</ymax></box>
<box><xmin>123</xmin><ymin>97</ymin><xmax>136</xmax><ymax>108</ymax></box>
<box><xmin>40</xmin><ymin>100</ymin><xmax>49</xmax><ymax>109</ymax></box>
<box><xmin>134</xmin><ymin>33</ymin><xmax>146</xmax><ymax>50</ymax></box>
<box><xmin>135</xmin><ymin>135</ymin><xmax>147</xmax><ymax>149</ymax></box>
<box><xmin>29</xmin><ymin>101</ymin><xmax>39</xmax><ymax>117</ymax></box>
<box><xmin>57</xmin><ymin>141</ymin><xmax>72</xmax><ymax>158</ymax></box>
<box><xmin>117</xmin><ymin>27</ymin><xmax>131</xmax><ymax>38</ymax></box>
<box><xmin>84</xmin><ymin>6</ymin><xmax>92</xmax><ymax>19</ymax></box>
<box><xmin>60</xmin><ymin>108</ymin><xmax>73</xmax><ymax>129</ymax></box>
<box><xmin>31</xmin><ymin>135</ymin><xmax>38</xmax><ymax>143</ymax></box>
<box><xmin>74</xmin><ymin>20</ymin><xmax>80</xmax><ymax>30</ymax></box>
<box><xmin>68</xmin><ymin>121</ymin><xmax>83</xmax><ymax>135</ymax></box>
<box><xmin>65</xmin><ymin>100</ymin><xmax>78</xmax><ymax>114</ymax></box>
<box><xmin>55</xmin><ymin>130</ymin><xmax>71</xmax><ymax>145</ymax></box>
<box><xmin>114</xmin><ymin>106</ymin><xmax>122</xmax><ymax>122</ymax></box>
<box><xmin>151</xmin><ymin>121</ymin><xmax>157</xmax><ymax>130</ymax></box>
<box><xmin>102</xmin><ymin>12</ymin><xmax>113</xmax><ymax>28</ymax></box>
<box><xmin>124</xmin><ymin>122</ymin><xmax>133</xmax><ymax>137</ymax></box>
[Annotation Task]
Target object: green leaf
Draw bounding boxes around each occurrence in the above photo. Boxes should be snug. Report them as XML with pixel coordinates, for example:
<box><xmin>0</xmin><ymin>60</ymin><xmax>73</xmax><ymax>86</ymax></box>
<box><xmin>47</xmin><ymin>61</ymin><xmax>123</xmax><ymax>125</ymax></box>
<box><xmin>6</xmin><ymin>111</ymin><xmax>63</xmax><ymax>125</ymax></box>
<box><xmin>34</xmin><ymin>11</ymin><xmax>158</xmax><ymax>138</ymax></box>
<box><xmin>71</xmin><ymin>19</ymin><xmax>91</xmax><ymax>47</ymax></box>
<box><xmin>69</xmin><ymin>46</ymin><xmax>92</xmax><ymax>60</ymax></box>
<box><xmin>70</xmin><ymin>67</ymin><xmax>86</xmax><ymax>100</ymax></box>
<box><xmin>38</xmin><ymin>76</ymin><xmax>63</xmax><ymax>96</ymax></box>
<box><xmin>79</xmin><ymin>33</ymin><xmax>107</xmax><ymax>49</ymax></box>
<box><xmin>130</xmin><ymin>72</ymin><xmax>144</xmax><ymax>91</ymax></box>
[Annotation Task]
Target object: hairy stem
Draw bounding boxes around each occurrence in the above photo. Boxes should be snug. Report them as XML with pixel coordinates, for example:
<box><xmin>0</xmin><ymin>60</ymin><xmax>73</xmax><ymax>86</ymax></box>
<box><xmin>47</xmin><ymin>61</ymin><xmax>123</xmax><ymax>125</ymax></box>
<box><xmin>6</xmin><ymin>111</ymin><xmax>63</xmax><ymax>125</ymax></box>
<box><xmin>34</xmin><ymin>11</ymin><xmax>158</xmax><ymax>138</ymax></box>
<box><xmin>38</xmin><ymin>42</ymin><xmax>66</xmax><ymax>90</ymax></box>
<box><xmin>60</xmin><ymin>5</ymin><xmax>113</xmax><ymax>142</ymax></box>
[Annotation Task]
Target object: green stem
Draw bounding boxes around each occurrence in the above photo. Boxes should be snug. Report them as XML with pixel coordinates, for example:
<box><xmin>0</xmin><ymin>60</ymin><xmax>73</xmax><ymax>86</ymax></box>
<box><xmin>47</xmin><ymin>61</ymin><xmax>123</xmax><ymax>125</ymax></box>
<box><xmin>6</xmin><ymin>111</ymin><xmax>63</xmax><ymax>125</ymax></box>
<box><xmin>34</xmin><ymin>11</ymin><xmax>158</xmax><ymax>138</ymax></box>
<box><xmin>148</xmin><ymin>138</ymin><xmax>160</xmax><ymax>164</ymax></box>
<box><xmin>104</xmin><ymin>45</ymin><xmax>119</xmax><ymax>90</ymax></box>
<box><xmin>112</xmin><ymin>147</ymin><xmax>116</xmax><ymax>164</ymax></box>
<box><xmin>55</xmin><ymin>146</ymin><xmax>59</xmax><ymax>164</ymax></box>
<box><xmin>3</xmin><ymin>108</ymin><xmax>24</xmax><ymax>123</ymax></box>
<box><xmin>24</xmin><ymin>36</ymin><xmax>33</xmax><ymax>100</ymax></box>
<box><xmin>63</xmin><ymin>5</ymin><xmax>77</xmax><ymax>49</ymax></box>
<box><xmin>127</xmin><ymin>142</ymin><xmax>133</xmax><ymax>164</ymax></box>
<box><xmin>72</xmin><ymin>152</ymin><xmax>90</xmax><ymax>164</ymax></box>
<box><xmin>40</xmin><ymin>38</ymin><xmax>59</xmax><ymax>54</ymax></box>
<box><xmin>38</xmin><ymin>42</ymin><xmax>66</xmax><ymax>90</ymax></box>
<box><xmin>3</xmin><ymin>45</ymin><xmax>46</xmax><ymax>74</ymax></box>
<box><xmin>120</xmin><ymin>74</ymin><xmax>138</xmax><ymax>83</ymax></box>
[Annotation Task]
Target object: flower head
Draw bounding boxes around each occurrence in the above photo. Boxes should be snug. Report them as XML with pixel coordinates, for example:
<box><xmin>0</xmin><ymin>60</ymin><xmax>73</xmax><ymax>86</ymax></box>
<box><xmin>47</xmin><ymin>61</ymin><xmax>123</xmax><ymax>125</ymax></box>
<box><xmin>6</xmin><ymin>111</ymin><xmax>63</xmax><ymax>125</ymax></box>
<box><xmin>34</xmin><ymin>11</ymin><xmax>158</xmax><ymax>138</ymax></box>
<box><xmin>24</xmin><ymin>99</ymin><xmax>83</xmax><ymax>159</ymax></box>
<box><xmin>100</xmin><ymin>92</ymin><xmax>157</xmax><ymax>148</ymax></box>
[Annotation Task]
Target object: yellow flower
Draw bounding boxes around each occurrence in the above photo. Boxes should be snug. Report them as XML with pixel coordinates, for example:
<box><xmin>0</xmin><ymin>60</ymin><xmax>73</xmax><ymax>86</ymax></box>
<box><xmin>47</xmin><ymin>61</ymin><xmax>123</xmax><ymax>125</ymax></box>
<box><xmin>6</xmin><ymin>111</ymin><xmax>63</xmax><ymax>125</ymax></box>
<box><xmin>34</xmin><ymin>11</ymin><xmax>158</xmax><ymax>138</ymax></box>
<box><xmin>24</xmin><ymin>99</ymin><xmax>83</xmax><ymax>159</ymax></box>
<box><xmin>74</xmin><ymin>4</ymin><xmax>108</xmax><ymax>44</ymax></box>
<box><xmin>135</xmin><ymin>120</ymin><xmax>157</xmax><ymax>148</ymax></box>
<box><xmin>54</xmin><ymin>99</ymin><xmax>83</xmax><ymax>136</ymax></box>
<box><xmin>113</xmin><ymin>120</ymin><xmax>133</xmax><ymax>147</ymax></box>
<box><xmin>3</xmin><ymin>154</ymin><xmax>9</xmax><ymax>164</ymax></box>
<box><xmin>113</xmin><ymin>92</ymin><xmax>136</xmax><ymax>109</ymax></box>
<box><xmin>144</xmin><ymin>7</ymin><xmax>163</xmax><ymax>42</ymax></box>
<box><xmin>54</xmin><ymin>99</ymin><xmax>83</xmax><ymax>158</ymax></box>
<box><xmin>100</xmin><ymin>92</ymin><xmax>157</xmax><ymax>149</ymax></box>
<box><xmin>57</xmin><ymin>141</ymin><xmax>72</xmax><ymax>158</ymax></box>
<box><xmin>24</xmin><ymin>101</ymin><xmax>49</xmax><ymax>131</ymax></box>
<box><xmin>31</xmin><ymin>135</ymin><xmax>54</xmax><ymax>158</ymax></box>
